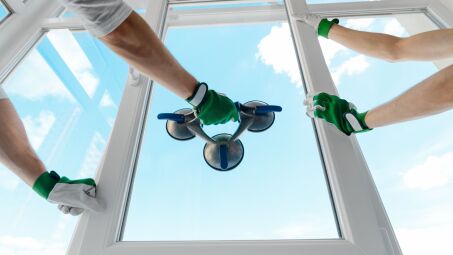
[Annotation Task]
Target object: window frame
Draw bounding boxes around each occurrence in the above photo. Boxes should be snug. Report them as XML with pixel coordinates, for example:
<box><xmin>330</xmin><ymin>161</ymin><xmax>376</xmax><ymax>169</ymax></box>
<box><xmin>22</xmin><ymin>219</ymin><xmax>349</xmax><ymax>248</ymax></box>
<box><xmin>0</xmin><ymin>0</ymin><xmax>61</xmax><ymax>83</ymax></box>
<box><xmin>69</xmin><ymin>0</ymin><xmax>453</xmax><ymax>254</ymax></box>
<box><xmin>0</xmin><ymin>0</ymin><xmax>452</xmax><ymax>255</ymax></box>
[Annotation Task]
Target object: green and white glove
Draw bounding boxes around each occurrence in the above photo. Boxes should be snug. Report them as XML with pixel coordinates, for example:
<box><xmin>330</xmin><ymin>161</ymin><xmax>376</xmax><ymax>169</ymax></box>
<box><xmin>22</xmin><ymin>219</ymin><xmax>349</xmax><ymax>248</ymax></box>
<box><xmin>305</xmin><ymin>92</ymin><xmax>372</xmax><ymax>136</ymax></box>
<box><xmin>294</xmin><ymin>13</ymin><xmax>339</xmax><ymax>38</ymax></box>
<box><xmin>33</xmin><ymin>171</ymin><xmax>103</xmax><ymax>216</ymax></box>
<box><xmin>186</xmin><ymin>82</ymin><xmax>239</xmax><ymax>125</ymax></box>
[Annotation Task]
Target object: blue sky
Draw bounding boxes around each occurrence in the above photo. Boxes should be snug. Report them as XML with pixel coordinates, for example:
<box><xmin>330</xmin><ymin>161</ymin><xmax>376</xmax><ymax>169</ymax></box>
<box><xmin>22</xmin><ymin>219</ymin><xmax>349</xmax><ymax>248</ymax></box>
<box><xmin>123</xmin><ymin>23</ymin><xmax>337</xmax><ymax>241</ymax></box>
<box><xmin>0</xmin><ymin>4</ymin><xmax>452</xmax><ymax>255</ymax></box>
<box><xmin>328</xmin><ymin>17</ymin><xmax>453</xmax><ymax>255</ymax></box>
<box><xmin>0</xmin><ymin>1</ymin><xmax>9</xmax><ymax>22</ymax></box>
<box><xmin>0</xmin><ymin>30</ymin><xmax>128</xmax><ymax>254</ymax></box>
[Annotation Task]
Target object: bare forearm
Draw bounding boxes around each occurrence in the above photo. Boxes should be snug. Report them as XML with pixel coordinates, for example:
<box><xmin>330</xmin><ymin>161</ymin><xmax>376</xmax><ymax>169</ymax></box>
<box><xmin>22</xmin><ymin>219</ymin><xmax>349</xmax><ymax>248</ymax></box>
<box><xmin>329</xmin><ymin>25</ymin><xmax>401</xmax><ymax>62</ymax></box>
<box><xmin>396</xmin><ymin>29</ymin><xmax>453</xmax><ymax>61</ymax></box>
<box><xmin>0</xmin><ymin>99</ymin><xmax>46</xmax><ymax>186</ymax></box>
<box><xmin>100</xmin><ymin>11</ymin><xmax>197</xmax><ymax>99</ymax></box>
<box><xmin>365</xmin><ymin>65</ymin><xmax>453</xmax><ymax>128</ymax></box>
<box><xmin>329</xmin><ymin>25</ymin><xmax>453</xmax><ymax>62</ymax></box>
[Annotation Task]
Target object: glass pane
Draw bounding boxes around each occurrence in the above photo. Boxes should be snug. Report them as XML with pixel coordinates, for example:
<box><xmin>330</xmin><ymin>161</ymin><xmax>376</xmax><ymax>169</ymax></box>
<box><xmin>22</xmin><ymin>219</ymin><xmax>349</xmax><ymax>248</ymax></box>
<box><xmin>0</xmin><ymin>1</ymin><xmax>10</xmax><ymax>23</ymax></box>
<box><xmin>0</xmin><ymin>29</ymin><xmax>127</xmax><ymax>254</ymax></box>
<box><xmin>123</xmin><ymin>21</ymin><xmax>338</xmax><ymax>240</ymax></box>
<box><xmin>318</xmin><ymin>14</ymin><xmax>453</xmax><ymax>255</ymax></box>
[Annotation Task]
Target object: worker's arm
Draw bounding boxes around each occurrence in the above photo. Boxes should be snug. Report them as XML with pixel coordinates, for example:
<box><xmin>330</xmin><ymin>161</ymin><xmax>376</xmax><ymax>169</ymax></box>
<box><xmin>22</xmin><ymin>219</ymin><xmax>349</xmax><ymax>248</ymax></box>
<box><xmin>306</xmin><ymin>65</ymin><xmax>453</xmax><ymax>135</ymax></box>
<box><xmin>100</xmin><ymin>11</ymin><xmax>197</xmax><ymax>99</ymax></box>
<box><xmin>58</xmin><ymin>0</ymin><xmax>238</xmax><ymax>125</ymax></box>
<box><xmin>0</xmin><ymin>98</ymin><xmax>102</xmax><ymax>215</ymax></box>
<box><xmin>365</xmin><ymin>64</ymin><xmax>453</xmax><ymax>128</ymax></box>
<box><xmin>0</xmin><ymin>0</ymin><xmax>239</xmax><ymax>216</ymax></box>
<box><xmin>296</xmin><ymin>14</ymin><xmax>453</xmax><ymax>62</ymax></box>
<box><xmin>297</xmin><ymin>15</ymin><xmax>453</xmax><ymax>134</ymax></box>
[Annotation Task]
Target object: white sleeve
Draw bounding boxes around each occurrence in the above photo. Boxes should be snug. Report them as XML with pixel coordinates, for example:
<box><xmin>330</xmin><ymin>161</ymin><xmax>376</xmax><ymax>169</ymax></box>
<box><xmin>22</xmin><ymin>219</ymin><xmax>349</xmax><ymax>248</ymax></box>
<box><xmin>57</xmin><ymin>0</ymin><xmax>133</xmax><ymax>37</ymax></box>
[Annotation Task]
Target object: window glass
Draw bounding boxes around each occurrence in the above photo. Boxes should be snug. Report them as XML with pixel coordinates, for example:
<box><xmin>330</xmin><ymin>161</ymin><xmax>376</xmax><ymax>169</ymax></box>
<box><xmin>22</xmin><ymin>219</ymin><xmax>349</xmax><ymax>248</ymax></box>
<box><xmin>0</xmin><ymin>1</ymin><xmax>10</xmax><ymax>23</ymax></box>
<box><xmin>122</xmin><ymin>21</ymin><xmax>339</xmax><ymax>241</ymax></box>
<box><xmin>0</xmin><ymin>29</ymin><xmax>127</xmax><ymax>254</ymax></box>
<box><xmin>318</xmin><ymin>14</ymin><xmax>453</xmax><ymax>255</ymax></box>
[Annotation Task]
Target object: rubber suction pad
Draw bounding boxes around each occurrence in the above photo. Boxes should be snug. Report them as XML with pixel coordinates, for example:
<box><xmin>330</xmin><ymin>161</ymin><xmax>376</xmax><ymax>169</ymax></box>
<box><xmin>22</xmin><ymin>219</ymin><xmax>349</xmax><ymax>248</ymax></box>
<box><xmin>166</xmin><ymin>108</ymin><xmax>198</xmax><ymax>141</ymax></box>
<box><xmin>244</xmin><ymin>101</ymin><xmax>276</xmax><ymax>133</ymax></box>
<box><xmin>203</xmin><ymin>134</ymin><xmax>244</xmax><ymax>171</ymax></box>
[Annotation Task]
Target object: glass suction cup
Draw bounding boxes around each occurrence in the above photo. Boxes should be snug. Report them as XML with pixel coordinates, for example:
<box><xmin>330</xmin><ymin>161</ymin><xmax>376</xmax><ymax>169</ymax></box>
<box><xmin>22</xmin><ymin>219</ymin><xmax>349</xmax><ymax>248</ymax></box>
<box><xmin>203</xmin><ymin>133</ymin><xmax>244</xmax><ymax>171</ymax></box>
<box><xmin>244</xmin><ymin>101</ymin><xmax>276</xmax><ymax>133</ymax></box>
<box><xmin>165</xmin><ymin>108</ymin><xmax>197</xmax><ymax>141</ymax></box>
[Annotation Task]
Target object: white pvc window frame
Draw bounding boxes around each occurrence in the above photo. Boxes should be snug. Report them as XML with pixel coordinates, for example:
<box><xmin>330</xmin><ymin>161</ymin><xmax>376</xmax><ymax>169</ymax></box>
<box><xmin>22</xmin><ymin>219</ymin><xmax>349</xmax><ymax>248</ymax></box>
<box><xmin>0</xmin><ymin>0</ymin><xmax>451</xmax><ymax>255</ymax></box>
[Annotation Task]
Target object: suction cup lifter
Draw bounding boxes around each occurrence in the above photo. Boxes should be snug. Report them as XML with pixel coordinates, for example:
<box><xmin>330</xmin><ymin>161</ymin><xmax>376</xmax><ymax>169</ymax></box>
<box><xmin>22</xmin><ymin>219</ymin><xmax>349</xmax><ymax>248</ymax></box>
<box><xmin>157</xmin><ymin>101</ymin><xmax>282</xmax><ymax>171</ymax></box>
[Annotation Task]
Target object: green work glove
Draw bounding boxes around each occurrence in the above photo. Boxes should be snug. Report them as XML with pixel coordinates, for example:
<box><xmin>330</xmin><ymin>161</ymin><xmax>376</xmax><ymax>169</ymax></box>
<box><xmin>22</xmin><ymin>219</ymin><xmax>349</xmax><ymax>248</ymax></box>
<box><xmin>305</xmin><ymin>92</ymin><xmax>372</xmax><ymax>136</ymax></box>
<box><xmin>33</xmin><ymin>171</ymin><xmax>103</xmax><ymax>216</ymax></box>
<box><xmin>295</xmin><ymin>14</ymin><xmax>339</xmax><ymax>38</ymax></box>
<box><xmin>186</xmin><ymin>82</ymin><xmax>239</xmax><ymax>125</ymax></box>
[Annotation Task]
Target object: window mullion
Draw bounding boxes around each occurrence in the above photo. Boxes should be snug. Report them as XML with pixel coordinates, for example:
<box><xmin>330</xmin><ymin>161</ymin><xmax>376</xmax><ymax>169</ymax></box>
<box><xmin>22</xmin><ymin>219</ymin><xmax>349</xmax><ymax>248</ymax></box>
<box><xmin>67</xmin><ymin>1</ymin><xmax>169</xmax><ymax>254</ymax></box>
<box><xmin>285</xmin><ymin>0</ymin><xmax>402</xmax><ymax>254</ymax></box>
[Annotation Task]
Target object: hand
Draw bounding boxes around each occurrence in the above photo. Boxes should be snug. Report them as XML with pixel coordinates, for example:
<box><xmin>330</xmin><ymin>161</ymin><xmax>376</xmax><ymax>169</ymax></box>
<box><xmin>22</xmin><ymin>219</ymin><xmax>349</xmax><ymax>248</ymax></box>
<box><xmin>294</xmin><ymin>14</ymin><xmax>339</xmax><ymax>38</ymax></box>
<box><xmin>196</xmin><ymin>90</ymin><xmax>239</xmax><ymax>125</ymax></box>
<box><xmin>305</xmin><ymin>92</ymin><xmax>371</xmax><ymax>136</ymax></box>
<box><xmin>33</xmin><ymin>171</ymin><xmax>103</xmax><ymax>216</ymax></box>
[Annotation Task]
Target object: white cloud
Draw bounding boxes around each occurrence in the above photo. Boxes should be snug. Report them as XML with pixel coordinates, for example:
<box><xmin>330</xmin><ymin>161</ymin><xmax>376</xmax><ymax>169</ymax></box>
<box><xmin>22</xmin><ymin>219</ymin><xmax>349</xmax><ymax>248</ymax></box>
<box><xmin>256</xmin><ymin>23</ymin><xmax>302</xmax><ymax>86</ymax></box>
<box><xmin>0</xmin><ymin>235</ymin><xmax>65</xmax><ymax>255</ymax></box>
<box><xmin>100</xmin><ymin>91</ymin><xmax>116</xmax><ymax>108</ymax></box>
<box><xmin>331</xmin><ymin>55</ymin><xmax>370</xmax><ymax>84</ymax></box>
<box><xmin>345</xmin><ymin>18</ymin><xmax>375</xmax><ymax>30</ymax></box>
<box><xmin>0</xmin><ymin>235</ymin><xmax>43</xmax><ymax>250</ymax></box>
<box><xmin>47</xmin><ymin>29</ymin><xmax>100</xmax><ymax>98</ymax></box>
<box><xmin>78</xmin><ymin>132</ymin><xmax>106</xmax><ymax>178</ymax></box>
<box><xmin>384</xmin><ymin>19</ymin><xmax>407</xmax><ymax>37</ymax></box>
<box><xmin>394</xmin><ymin>204</ymin><xmax>453</xmax><ymax>255</ymax></box>
<box><xmin>403</xmin><ymin>151</ymin><xmax>453</xmax><ymax>190</ymax></box>
<box><xmin>318</xmin><ymin>37</ymin><xmax>348</xmax><ymax>66</ymax></box>
<box><xmin>256</xmin><ymin>20</ymin><xmax>374</xmax><ymax>87</ymax></box>
<box><xmin>396</xmin><ymin>224</ymin><xmax>453</xmax><ymax>255</ymax></box>
<box><xmin>2</xmin><ymin>50</ymin><xmax>74</xmax><ymax>102</ymax></box>
<box><xmin>22</xmin><ymin>111</ymin><xmax>56</xmax><ymax>150</ymax></box>
<box><xmin>51</xmin><ymin>215</ymin><xmax>76</xmax><ymax>241</ymax></box>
